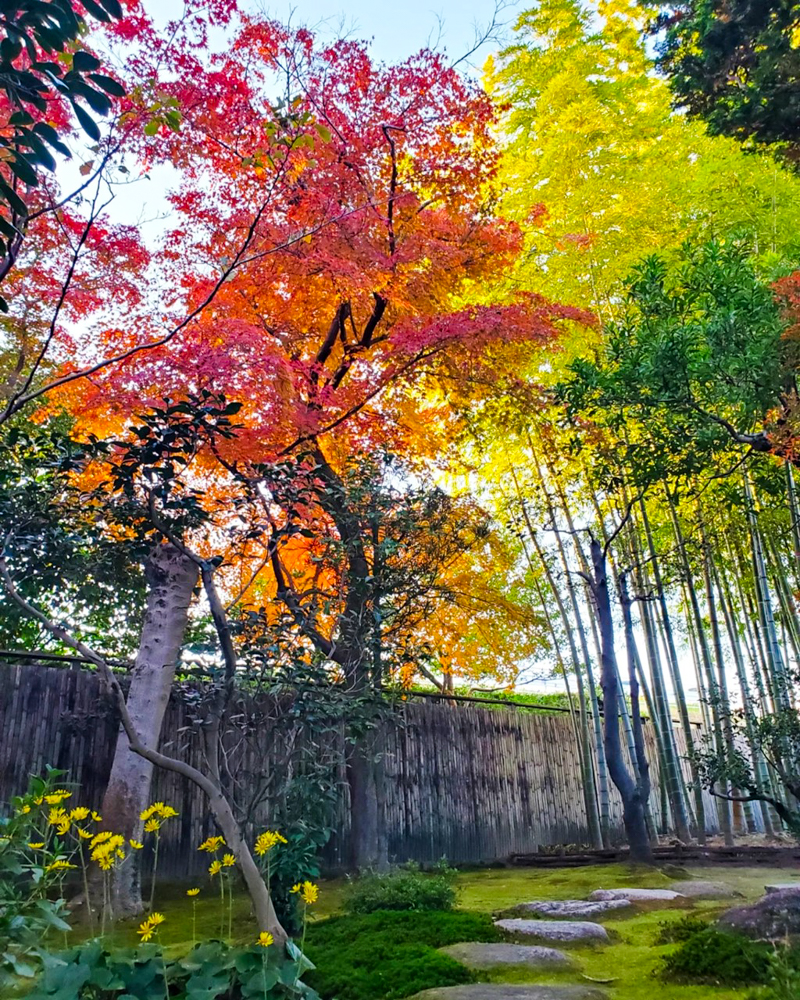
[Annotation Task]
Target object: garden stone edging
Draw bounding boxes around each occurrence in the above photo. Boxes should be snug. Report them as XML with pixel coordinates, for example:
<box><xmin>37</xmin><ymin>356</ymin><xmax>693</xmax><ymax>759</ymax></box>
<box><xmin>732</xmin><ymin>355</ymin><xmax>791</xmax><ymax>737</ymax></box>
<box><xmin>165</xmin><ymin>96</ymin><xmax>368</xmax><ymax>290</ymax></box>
<box><xmin>494</xmin><ymin>919</ymin><xmax>609</xmax><ymax>943</ymax></box>
<box><xmin>515</xmin><ymin>900</ymin><xmax>631</xmax><ymax>919</ymax></box>
<box><xmin>439</xmin><ymin>943</ymin><xmax>576</xmax><ymax>970</ymax></box>
<box><xmin>412</xmin><ymin>986</ymin><xmax>607</xmax><ymax>1000</ymax></box>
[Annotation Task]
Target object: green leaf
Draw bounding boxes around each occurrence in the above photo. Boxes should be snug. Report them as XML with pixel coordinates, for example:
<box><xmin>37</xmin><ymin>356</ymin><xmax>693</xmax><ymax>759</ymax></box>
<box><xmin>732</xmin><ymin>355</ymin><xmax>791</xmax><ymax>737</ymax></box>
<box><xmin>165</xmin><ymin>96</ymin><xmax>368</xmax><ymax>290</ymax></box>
<box><xmin>143</xmin><ymin>119</ymin><xmax>160</xmax><ymax>137</ymax></box>
<box><xmin>72</xmin><ymin>51</ymin><xmax>102</xmax><ymax>73</ymax></box>
<box><xmin>71</xmin><ymin>101</ymin><xmax>101</xmax><ymax>141</ymax></box>
<box><xmin>88</xmin><ymin>72</ymin><xmax>125</xmax><ymax>97</ymax></box>
<box><xmin>0</xmin><ymin>180</ymin><xmax>29</xmax><ymax>217</ymax></box>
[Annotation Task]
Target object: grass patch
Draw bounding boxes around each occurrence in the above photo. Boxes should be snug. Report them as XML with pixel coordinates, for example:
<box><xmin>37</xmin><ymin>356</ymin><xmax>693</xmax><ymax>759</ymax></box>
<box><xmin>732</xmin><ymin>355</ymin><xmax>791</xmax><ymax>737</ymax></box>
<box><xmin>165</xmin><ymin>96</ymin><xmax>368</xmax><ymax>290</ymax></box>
<box><xmin>303</xmin><ymin>909</ymin><xmax>502</xmax><ymax>1000</ymax></box>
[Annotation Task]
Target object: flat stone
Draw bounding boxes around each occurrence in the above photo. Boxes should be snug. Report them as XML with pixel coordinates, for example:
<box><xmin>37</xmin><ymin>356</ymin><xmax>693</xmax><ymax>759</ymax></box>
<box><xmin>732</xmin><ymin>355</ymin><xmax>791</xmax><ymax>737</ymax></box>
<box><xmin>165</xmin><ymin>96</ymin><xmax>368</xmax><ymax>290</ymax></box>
<box><xmin>589</xmin><ymin>888</ymin><xmax>685</xmax><ymax>904</ymax></box>
<box><xmin>495</xmin><ymin>918</ymin><xmax>609</xmax><ymax>943</ymax></box>
<box><xmin>517</xmin><ymin>899</ymin><xmax>631</xmax><ymax>919</ymax></box>
<box><xmin>439</xmin><ymin>943</ymin><xmax>575</xmax><ymax>970</ymax></box>
<box><xmin>413</xmin><ymin>986</ymin><xmax>607</xmax><ymax>1000</ymax></box>
<box><xmin>765</xmin><ymin>883</ymin><xmax>800</xmax><ymax>895</ymax></box>
<box><xmin>667</xmin><ymin>880</ymin><xmax>738</xmax><ymax>900</ymax></box>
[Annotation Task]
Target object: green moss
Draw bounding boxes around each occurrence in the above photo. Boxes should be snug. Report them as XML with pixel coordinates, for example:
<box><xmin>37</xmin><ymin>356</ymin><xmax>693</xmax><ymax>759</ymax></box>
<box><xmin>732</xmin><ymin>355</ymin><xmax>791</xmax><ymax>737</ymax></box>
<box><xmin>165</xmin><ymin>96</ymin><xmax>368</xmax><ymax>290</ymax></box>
<box><xmin>303</xmin><ymin>910</ymin><xmax>502</xmax><ymax>1000</ymax></box>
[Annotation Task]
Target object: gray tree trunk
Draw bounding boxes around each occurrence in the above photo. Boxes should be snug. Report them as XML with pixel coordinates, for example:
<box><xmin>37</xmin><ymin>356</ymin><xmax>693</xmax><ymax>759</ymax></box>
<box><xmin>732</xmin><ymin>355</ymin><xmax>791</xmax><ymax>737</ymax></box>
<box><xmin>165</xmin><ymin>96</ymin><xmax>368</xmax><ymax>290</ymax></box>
<box><xmin>101</xmin><ymin>543</ymin><xmax>198</xmax><ymax>917</ymax></box>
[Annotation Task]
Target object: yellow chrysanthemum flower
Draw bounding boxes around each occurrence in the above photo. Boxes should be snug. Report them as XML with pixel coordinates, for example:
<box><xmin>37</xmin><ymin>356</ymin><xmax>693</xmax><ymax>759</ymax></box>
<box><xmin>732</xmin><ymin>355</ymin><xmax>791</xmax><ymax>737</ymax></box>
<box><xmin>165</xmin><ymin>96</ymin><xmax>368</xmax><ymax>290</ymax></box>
<box><xmin>47</xmin><ymin>808</ymin><xmax>68</xmax><ymax>826</ymax></box>
<box><xmin>69</xmin><ymin>807</ymin><xmax>90</xmax><ymax>821</ymax></box>
<box><xmin>256</xmin><ymin>931</ymin><xmax>274</xmax><ymax>947</ymax></box>
<box><xmin>18</xmin><ymin>804</ymin><xmax>31</xmax><ymax>815</ymax></box>
<box><xmin>149</xmin><ymin>912</ymin><xmax>165</xmax><ymax>926</ymax></box>
<box><xmin>186</xmin><ymin>887</ymin><xmax>200</xmax><ymax>897</ymax></box>
<box><xmin>44</xmin><ymin>791</ymin><xmax>72</xmax><ymax>805</ymax></box>
<box><xmin>254</xmin><ymin>830</ymin><xmax>287</xmax><ymax>856</ymax></box>
<box><xmin>143</xmin><ymin>819</ymin><xmax>161</xmax><ymax>833</ymax></box>
<box><xmin>27</xmin><ymin>842</ymin><xmax>45</xmax><ymax>850</ymax></box>
<box><xmin>90</xmin><ymin>831</ymin><xmax>112</xmax><ymax>849</ymax></box>
<box><xmin>291</xmin><ymin>880</ymin><xmax>319</xmax><ymax>904</ymax></box>
<box><xmin>197</xmin><ymin>836</ymin><xmax>225</xmax><ymax>852</ymax></box>
<box><xmin>208</xmin><ymin>860</ymin><xmax>223</xmax><ymax>876</ymax></box>
<box><xmin>129</xmin><ymin>840</ymin><xmax>144</xmax><ymax>850</ymax></box>
<box><xmin>46</xmin><ymin>859</ymin><xmax>76</xmax><ymax>871</ymax></box>
<box><xmin>222</xmin><ymin>853</ymin><xmax>235</xmax><ymax>867</ymax></box>
<box><xmin>77</xmin><ymin>828</ymin><xmax>93</xmax><ymax>840</ymax></box>
<box><xmin>56</xmin><ymin>822</ymin><xmax>70</xmax><ymax>837</ymax></box>
<box><xmin>91</xmin><ymin>812</ymin><xmax>102</xmax><ymax>823</ymax></box>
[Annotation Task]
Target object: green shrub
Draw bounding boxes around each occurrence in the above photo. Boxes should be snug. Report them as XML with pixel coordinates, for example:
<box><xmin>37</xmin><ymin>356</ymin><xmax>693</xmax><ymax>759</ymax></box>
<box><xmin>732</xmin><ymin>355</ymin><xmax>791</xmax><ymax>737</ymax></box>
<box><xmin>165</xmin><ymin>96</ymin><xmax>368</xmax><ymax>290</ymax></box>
<box><xmin>655</xmin><ymin>914</ymin><xmax>711</xmax><ymax>944</ymax></box>
<box><xmin>343</xmin><ymin>861</ymin><xmax>458</xmax><ymax>915</ymax></box>
<box><xmin>662</xmin><ymin>926</ymin><xmax>778</xmax><ymax>984</ymax></box>
<box><xmin>304</xmin><ymin>909</ymin><xmax>503</xmax><ymax>1000</ymax></box>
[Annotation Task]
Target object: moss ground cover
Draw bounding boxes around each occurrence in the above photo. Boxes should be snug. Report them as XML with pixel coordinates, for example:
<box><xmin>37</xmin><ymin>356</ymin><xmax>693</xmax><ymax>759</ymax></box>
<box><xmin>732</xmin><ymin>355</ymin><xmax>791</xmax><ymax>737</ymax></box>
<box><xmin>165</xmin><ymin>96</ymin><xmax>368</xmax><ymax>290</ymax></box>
<box><xmin>94</xmin><ymin>863</ymin><xmax>796</xmax><ymax>1000</ymax></box>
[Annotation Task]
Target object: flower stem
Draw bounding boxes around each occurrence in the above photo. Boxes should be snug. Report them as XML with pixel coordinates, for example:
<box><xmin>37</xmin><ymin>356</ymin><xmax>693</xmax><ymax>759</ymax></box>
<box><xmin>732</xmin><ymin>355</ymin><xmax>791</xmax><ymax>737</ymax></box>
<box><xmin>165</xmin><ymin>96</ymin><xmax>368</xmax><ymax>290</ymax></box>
<box><xmin>149</xmin><ymin>833</ymin><xmax>159</xmax><ymax>913</ymax></box>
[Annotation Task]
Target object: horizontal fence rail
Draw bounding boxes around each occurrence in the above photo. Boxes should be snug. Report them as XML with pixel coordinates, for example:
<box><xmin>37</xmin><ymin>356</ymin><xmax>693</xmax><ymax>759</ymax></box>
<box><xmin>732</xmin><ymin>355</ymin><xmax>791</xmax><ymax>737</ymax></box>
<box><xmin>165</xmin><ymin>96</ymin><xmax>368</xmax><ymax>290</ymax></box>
<box><xmin>0</xmin><ymin>662</ymin><xmax>721</xmax><ymax>879</ymax></box>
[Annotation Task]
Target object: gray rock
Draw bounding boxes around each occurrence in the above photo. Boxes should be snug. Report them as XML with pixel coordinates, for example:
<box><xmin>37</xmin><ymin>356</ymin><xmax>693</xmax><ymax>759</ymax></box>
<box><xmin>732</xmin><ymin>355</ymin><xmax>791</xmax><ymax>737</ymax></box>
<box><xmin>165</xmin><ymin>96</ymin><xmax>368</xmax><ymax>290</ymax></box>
<box><xmin>495</xmin><ymin>918</ymin><xmax>609</xmax><ymax>943</ymax></box>
<box><xmin>412</xmin><ymin>986</ymin><xmax>607</xmax><ymax>1000</ymax></box>
<box><xmin>439</xmin><ymin>943</ymin><xmax>575</xmax><ymax>970</ymax></box>
<box><xmin>589</xmin><ymin>887</ymin><xmax>685</xmax><ymax>904</ymax></box>
<box><xmin>667</xmin><ymin>880</ymin><xmax>738</xmax><ymax>900</ymax></box>
<box><xmin>516</xmin><ymin>900</ymin><xmax>631</xmax><ymax>919</ymax></box>
<box><xmin>720</xmin><ymin>890</ymin><xmax>800</xmax><ymax>940</ymax></box>
<box><xmin>765</xmin><ymin>883</ymin><xmax>800</xmax><ymax>895</ymax></box>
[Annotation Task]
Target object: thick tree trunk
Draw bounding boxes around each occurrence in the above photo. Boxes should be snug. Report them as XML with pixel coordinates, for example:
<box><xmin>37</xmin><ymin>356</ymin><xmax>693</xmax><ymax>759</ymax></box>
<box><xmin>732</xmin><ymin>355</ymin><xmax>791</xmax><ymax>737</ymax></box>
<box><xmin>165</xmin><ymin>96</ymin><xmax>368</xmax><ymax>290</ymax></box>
<box><xmin>100</xmin><ymin>543</ymin><xmax>198</xmax><ymax>917</ymax></box>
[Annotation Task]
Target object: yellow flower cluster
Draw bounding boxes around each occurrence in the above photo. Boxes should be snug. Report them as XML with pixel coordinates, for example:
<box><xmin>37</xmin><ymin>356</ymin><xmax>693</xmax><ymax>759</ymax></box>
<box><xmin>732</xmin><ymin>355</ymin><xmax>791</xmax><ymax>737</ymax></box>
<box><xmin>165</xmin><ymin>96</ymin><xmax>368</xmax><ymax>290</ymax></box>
<box><xmin>291</xmin><ymin>880</ymin><xmax>319</xmax><ymax>905</ymax></box>
<box><xmin>140</xmin><ymin>802</ymin><xmax>178</xmax><ymax>832</ymax></box>
<box><xmin>197</xmin><ymin>835</ymin><xmax>226</xmax><ymax>853</ymax></box>
<box><xmin>137</xmin><ymin>912</ymin><xmax>165</xmax><ymax>942</ymax></box>
<box><xmin>254</xmin><ymin>830</ymin><xmax>287</xmax><ymax>856</ymax></box>
<box><xmin>46</xmin><ymin>859</ymin><xmax>76</xmax><ymax>872</ymax></box>
<box><xmin>47</xmin><ymin>808</ymin><xmax>70</xmax><ymax>836</ymax></box>
<box><xmin>90</xmin><ymin>832</ymin><xmax>126</xmax><ymax>870</ymax></box>
<box><xmin>186</xmin><ymin>887</ymin><xmax>200</xmax><ymax>897</ymax></box>
<box><xmin>256</xmin><ymin>931</ymin><xmax>274</xmax><ymax>947</ymax></box>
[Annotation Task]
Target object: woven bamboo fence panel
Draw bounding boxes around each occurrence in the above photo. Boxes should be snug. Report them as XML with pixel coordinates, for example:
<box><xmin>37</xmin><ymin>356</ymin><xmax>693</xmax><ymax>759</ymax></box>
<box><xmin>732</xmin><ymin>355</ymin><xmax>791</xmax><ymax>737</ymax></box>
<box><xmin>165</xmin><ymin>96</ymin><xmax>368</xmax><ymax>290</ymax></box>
<box><xmin>0</xmin><ymin>663</ymin><xmax>719</xmax><ymax>879</ymax></box>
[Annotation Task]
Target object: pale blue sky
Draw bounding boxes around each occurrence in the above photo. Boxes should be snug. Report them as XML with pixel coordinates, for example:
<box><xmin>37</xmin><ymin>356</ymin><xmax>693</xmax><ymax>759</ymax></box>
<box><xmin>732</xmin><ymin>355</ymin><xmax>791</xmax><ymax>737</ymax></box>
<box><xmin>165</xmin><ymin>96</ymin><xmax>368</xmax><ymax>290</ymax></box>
<box><xmin>261</xmin><ymin>0</ymin><xmax>522</xmax><ymax>67</ymax></box>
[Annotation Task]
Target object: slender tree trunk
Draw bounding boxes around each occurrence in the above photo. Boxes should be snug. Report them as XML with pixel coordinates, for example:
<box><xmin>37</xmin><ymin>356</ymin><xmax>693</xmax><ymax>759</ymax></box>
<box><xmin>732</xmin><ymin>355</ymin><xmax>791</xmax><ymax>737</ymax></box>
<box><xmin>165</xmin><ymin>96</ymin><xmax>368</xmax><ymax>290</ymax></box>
<box><xmin>628</xmin><ymin>504</ymin><xmax>691</xmax><ymax>842</ymax></box>
<box><xmin>100</xmin><ymin>543</ymin><xmax>199</xmax><ymax>917</ymax></box>
<box><xmin>667</xmin><ymin>491</ymin><xmax>732</xmax><ymax>844</ymax></box>
<box><xmin>699</xmin><ymin>516</ymin><xmax>737</xmax><ymax>844</ymax></box>
<box><xmin>639</xmin><ymin>498</ymin><xmax>705</xmax><ymax>840</ymax></box>
<box><xmin>587</xmin><ymin>537</ymin><xmax>652</xmax><ymax>863</ymax></box>
<box><xmin>513</xmin><ymin>474</ymin><xmax>603</xmax><ymax>849</ymax></box>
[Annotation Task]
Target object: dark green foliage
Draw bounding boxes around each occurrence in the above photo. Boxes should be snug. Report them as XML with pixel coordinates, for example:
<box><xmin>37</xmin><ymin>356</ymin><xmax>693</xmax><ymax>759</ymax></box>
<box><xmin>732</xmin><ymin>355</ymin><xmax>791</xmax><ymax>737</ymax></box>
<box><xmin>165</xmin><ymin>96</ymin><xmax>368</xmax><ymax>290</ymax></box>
<box><xmin>343</xmin><ymin>862</ymin><xmax>459</xmax><ymax>915</ymax></box>
<box><xmin>0</xmin><ymin>0</ymin><xmax>125</xmax><ymax>279</ymax></box>
<box><xmin>23</xmin><ymin>938</ymin><xmax>319</xmax><ymax>999</ymax></box>
<box><xmin>655</xmin><ymin>914</ymin><xmax>712</xmax><ymax>944</ymax></box>
<box><xmin>0</xmin><ymin>770</ymin><xmax>75</xmax><ymax>991</ymax></box>
<box><xmin>662</xmin><ymin>926</ymin><xmax>794</xmax><ymax>984</ymax></box>
<box><xmin>646</xmin><ymin>1</ymin><xmax>800</xmax><ymax>154</ymax></box>
<box><xmin>692</xmin><ymin>708</ymin><xmax>800</xmax><ymax>838</ymax></box>
<box><xmin>304</xmin><ymin>910</ymin><xmax>502</xmax><ymax>1000</ymax></box>
<box><xmin>557</xmin><ymin>242</ymin><xmax>796</xmax><ymax>485</ymax></box>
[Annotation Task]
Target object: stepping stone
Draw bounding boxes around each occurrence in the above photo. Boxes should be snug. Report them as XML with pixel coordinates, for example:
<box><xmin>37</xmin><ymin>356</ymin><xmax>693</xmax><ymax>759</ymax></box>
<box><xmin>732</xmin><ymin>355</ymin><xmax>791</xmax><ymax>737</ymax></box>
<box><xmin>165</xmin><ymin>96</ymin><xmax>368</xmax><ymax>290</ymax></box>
<box><xmin>589</xmin><ymin>887</ymin><xmax>685</xmax><ymax>904</ymax></box>
<box><xmin>413</xmin><ymin>987</ymin><xmax>607</xmax><ymax>1000</ymax></box>
<box><xmin>495</xmin><ymin>918</ymin><xmax>609</xmax><ymax>944</ymax></box>
<box><xmin>439</xmin><ymin>943</ymin><xmax>575</xmax><ymax>970</ymax></box>
<box><xmin>517</xmin><ymin>899</ymin><xmax>631</xmax><ymax>919</ymax></box>
<box><xmin>668</xmin><ymin>880</ymin><xmax>738</xmax><ymax>900</ymax></box>
<box><xmin>765</xmin><ymin>882</ymin><xmax>800</xmax><ymax>895</ymax></box>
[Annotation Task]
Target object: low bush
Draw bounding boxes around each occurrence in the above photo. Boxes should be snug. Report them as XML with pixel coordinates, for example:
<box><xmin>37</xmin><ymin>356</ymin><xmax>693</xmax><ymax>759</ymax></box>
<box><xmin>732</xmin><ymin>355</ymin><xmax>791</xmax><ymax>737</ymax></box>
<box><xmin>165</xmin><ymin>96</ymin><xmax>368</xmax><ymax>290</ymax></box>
<box><xmin>662</xmin><ymin>926</ymin><xmax>788</xmax><ymax>985</ymax></box>
<box><xmin>304</xmin><ymin>909</ymin><xmax>503</xmax><ymax>1000</ymax></box>
<box><xmin>654</xmin><ymin>914</ymin><xmax>711</xmax><ymax>944</ymax></box>
<box><xmin>343</xmin><ymin>861</ymin><xmax>459</xmax><ymax>915</ymax></box>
